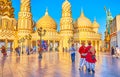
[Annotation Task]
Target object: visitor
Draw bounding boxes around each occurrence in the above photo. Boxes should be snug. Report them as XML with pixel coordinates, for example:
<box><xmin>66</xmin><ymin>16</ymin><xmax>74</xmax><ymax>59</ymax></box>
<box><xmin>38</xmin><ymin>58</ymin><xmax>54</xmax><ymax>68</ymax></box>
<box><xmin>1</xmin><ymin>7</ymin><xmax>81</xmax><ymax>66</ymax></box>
<box><xmin>32</xmin><ymin>46</ymin><xmax>36</xmax><ymax>53</ymax></box>
<box><xmin>26</xmin><ymin>47</ymin><xmax>30</xmax><ymax>55</ymax></box>
<box><xmin>111</xmin><ymin>46</ymin><xmax>115</xmax><ymax>57</ymax></box>
<box><xmin>15</xmin><ymin>46</ymin><xmax>20</xmax><ymax>56</ymax></box>
<box><xmin>38</xmin><ymin>45</ymin><xmax>43</xmax><ymax>59</ymax></box>
<box><xmin>78</xmin><ymin>41</ymin><xmax>87</xmax><ymax>70</ymax></box>
<box><xmin>1</xmin><ymin>45</ymin><xmax>7</xmax><ymax>57</ymax></box>
<box><xmin>69</xmin><ymin>44</ymin><xmax>76</xmax><ymax>63</ymax></box>
<box><xmin>85</xmin><ymin>41</ymin><xmax>96</xmax><ymax>73</ymax></box>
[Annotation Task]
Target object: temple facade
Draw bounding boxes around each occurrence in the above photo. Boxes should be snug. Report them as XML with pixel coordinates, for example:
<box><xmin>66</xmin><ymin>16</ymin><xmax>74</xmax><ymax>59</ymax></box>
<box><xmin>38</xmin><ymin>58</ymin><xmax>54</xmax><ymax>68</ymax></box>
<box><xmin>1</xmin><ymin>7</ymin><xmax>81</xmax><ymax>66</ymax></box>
<box><xmin>0</xmin><ymin>0</ymin><xmax>102</xmax><ymax>52</ymax></box>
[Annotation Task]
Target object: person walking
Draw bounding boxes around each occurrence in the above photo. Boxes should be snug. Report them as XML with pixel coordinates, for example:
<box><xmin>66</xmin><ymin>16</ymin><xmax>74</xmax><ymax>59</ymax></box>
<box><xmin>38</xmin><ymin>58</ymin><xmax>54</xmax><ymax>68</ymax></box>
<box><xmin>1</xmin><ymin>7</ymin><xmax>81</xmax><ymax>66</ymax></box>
<box><xmin>78</xmin><ymin>41</ymin><xmax>87</xmax><ymax>70</ymax></box>
<box><xmin>69</xmin><ymin>44</ymin><xmax>76</xmax><ymax>63</ymax></box>
<box><xmin>111</xmin><ymin>47</ymin><xmax>115</xmax><ymax>57</ymax></box>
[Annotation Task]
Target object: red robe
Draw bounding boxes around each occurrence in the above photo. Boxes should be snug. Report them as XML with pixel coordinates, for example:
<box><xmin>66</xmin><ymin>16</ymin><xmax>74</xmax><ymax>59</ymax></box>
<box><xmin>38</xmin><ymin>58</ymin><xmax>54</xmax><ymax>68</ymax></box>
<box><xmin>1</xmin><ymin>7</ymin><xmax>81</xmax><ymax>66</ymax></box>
<box><xmin>85</xmin><ymin>46</ymin><xmax>96</xmax><ymax>63</ymax></box>
<box><xmin>1</xmin><ymin>48</ymin><xmax>7</xmax><ymax>56</ymax></box>
<box><xmin>78</xmin><ymin>46</ymin><xmax>86</xmax><ymax>58</ymax></box>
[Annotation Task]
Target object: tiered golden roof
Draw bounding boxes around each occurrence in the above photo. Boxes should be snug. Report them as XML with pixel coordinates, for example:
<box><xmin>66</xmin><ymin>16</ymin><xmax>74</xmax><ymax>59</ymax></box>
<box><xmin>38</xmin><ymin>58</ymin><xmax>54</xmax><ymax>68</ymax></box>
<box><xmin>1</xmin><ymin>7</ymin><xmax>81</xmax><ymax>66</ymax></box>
<box><xmin>62</xmin><ymin>0</ymin><xmax>70</xmax><ymax>8</ymax></box>
<box><xmin>0</xmin><ymin>0</ymin><xmax>14</xmax><ymax>18</ymax></box>
<box><xmin>37</xmin><ymin>9</ymin><xmax>57</xmax><ymax>29</ymax></box>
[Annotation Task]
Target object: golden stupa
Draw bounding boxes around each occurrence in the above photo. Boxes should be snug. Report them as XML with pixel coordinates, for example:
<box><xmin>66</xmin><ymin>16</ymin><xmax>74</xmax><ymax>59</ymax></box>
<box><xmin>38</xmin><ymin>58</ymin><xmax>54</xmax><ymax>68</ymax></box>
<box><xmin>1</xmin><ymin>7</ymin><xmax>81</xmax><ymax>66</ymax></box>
<box><xmin>0</xmin><ymin>0</ymin><xmax>101</xmax><ymax>53</ymax></box>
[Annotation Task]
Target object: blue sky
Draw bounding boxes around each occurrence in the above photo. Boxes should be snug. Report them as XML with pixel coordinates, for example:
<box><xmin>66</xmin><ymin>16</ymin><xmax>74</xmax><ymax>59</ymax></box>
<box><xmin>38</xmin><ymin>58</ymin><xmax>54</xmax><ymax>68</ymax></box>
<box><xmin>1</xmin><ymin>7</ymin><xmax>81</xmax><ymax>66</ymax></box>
<box><xmin>11</xmin><ymin>0</ymin><xmax>120</xmax><ymax>39</ymax></box>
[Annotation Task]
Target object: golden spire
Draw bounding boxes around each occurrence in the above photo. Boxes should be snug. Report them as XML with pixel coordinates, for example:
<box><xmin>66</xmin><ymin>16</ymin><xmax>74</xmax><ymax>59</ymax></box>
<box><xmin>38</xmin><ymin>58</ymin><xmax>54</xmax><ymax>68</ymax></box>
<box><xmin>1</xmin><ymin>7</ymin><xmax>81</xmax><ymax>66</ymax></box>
<box><xmin>94</xmin><ymin>17</ymin><xmax>96</xmax><ymax>21</ymax></box>
<box><xmin>81</xmin><ymin>8</ymin><xmax>84</xmax><ymax>17</ymax></box>
<box><xmin>45</xmin><ymin>8</ymin><xmax>49</xmax><ymax>16</ymax></box>
<box><xmin>93</xmin><ymin>17</ymin><xmax>99</xmax><ymax>28</ymax></box>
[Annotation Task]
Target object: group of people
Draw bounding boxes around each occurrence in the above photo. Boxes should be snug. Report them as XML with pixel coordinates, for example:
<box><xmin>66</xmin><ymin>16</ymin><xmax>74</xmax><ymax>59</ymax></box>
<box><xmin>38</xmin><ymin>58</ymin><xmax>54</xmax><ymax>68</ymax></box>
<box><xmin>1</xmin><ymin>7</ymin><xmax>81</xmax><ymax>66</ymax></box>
<box><xmin>15</xmin><ymin>46</ymin><xmax>37</xmax><ymax>56</ymax></box>
<box><xmin>0</xmin><ymin>45</ymin><xmax>42</xmax><ymax>59</ymax></box>
<box><xmin>70</xmin><ymin>41</ymin><xmax>96</xmax><ymax>73</ymax></box>
<box><xmin>111</xmin><ymin>45</ymin><xmax>120</xmax><ymax>58</ymax></box>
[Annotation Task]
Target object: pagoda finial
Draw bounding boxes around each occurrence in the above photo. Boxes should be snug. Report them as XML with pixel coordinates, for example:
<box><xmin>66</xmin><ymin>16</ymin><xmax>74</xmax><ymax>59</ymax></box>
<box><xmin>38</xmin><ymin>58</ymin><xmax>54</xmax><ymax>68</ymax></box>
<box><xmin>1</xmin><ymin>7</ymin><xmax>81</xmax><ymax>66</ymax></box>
<box><xmin>94</xmin><ymin>17</ymin><xmax>96</xmax><ymax>21</ymax></box>
<box><xmin>45</xmin><ymin>8</ymin><xmax>48</xmax><ymax>15</ymax></box>
<box><xmin>81</xmin><ymin>8</ymin><xmax>84</xmax><ymax>17</ymax></box>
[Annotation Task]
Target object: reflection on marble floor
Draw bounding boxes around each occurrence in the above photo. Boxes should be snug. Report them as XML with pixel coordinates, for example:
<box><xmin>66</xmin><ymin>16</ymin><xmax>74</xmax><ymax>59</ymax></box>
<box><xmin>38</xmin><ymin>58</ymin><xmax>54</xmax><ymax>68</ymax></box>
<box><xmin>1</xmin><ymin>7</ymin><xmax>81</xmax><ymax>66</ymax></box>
<box><xmin>0</xmin><ymin>51</ymin><xmax>120</xmax><ymax>77</ymax></box>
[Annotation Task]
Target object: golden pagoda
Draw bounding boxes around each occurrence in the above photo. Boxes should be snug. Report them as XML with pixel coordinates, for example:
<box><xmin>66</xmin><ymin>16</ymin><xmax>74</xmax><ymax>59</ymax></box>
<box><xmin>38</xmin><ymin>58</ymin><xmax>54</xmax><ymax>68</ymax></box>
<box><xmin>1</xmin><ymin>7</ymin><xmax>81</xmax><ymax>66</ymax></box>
<box><xmin>34</xmin><ymin>9</ymin><xmax>60</xmax><ymax>51</ymax></box>
<box><xmin>0</xmin><ymin>0</ymin><xmax>17</xmax><ymax>51</ymax></box>
<box><xmin>74</xmin><ymin>10</ymin><xmax>101</xmax><ymax>51</ymax></box>
<box><xmin>0</xmin><ymin>0</ymin><xmax>102</xmax><ymax>53</ymax></box>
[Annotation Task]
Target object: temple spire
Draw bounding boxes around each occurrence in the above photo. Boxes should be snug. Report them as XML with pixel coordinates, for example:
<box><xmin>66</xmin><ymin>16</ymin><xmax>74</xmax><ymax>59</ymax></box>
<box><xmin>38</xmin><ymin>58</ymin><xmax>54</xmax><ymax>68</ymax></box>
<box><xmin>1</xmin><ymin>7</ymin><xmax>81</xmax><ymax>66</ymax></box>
<box><xmin>45</xmin><ymin>8</ymin><xmax>48</xmax><ymax>16</ymax></box>
<box><xmin>94</xmin><ymin>17</ymin><xmax>96</xmax><ymax>21</ymax></box>
<box><xmin>81</xmin><ymin>8</ymin><xmax>84</xmax><ymax>17</ymax></box>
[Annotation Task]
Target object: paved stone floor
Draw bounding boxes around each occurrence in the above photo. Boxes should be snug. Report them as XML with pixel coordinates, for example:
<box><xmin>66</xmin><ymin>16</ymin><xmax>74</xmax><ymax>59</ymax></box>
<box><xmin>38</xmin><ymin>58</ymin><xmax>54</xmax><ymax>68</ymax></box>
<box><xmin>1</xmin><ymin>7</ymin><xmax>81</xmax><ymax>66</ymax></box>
<box><xmin>0</xmin><ymin>51</ymin><xmax>120</xmax><ymax>77</ymax></box>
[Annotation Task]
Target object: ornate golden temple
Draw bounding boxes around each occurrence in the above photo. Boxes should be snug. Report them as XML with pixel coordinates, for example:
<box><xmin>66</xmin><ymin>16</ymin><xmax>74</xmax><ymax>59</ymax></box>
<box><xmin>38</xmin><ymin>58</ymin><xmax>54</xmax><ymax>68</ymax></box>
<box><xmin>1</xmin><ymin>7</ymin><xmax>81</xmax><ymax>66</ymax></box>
<box><xmin>0</xmin><ymin>0</ymin><xmax>102</xmax><ymax>52</ymax></box>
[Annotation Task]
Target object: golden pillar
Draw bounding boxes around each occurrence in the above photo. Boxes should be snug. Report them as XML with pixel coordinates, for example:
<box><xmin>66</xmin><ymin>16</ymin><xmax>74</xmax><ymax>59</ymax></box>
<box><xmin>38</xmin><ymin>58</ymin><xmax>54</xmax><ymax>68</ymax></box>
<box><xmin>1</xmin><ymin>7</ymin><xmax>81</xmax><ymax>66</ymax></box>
<box><xmin>13</xmin><ymin>39</ymin><xmax>18</xmax><ymax>52</ymax></box>
<box><xmin>97</xmin><ymin>40</ymin><xmax>99</xmax><ymax>56</ymax></box>
<box><xmin>21</xmin><ymin>42</ymin><xmax>23</xmax><ymax>53</ymax></box>
<box><xmin>97</xmin><ymin>41</ymin><xmax>99</xmax><ymax>51</ymax></box>
<box><xmin>79</xmin><ymin>40</ymin><xmax>81</xmax><ymax>45</ymax></box>
<box><xmin>95</xmin><ymin>40</ymin><xmax>97</xmax><ymax>51</ymax></box>
<box><xmin>53</xmin><ymin>40</ymin><xmax>55</xmax><ymax>51</ymax></box>
<box><xmin>91</xmin><ymin>41</ymin><xmax>94</xmax><ymax>46</ymax></box>
<box><xmin>59</xmin><ymin>40</ymin><xmax>63</xmax><ymax>52</ymax></box>
<box><xmin>36</xmin><ymin>40</ymin><xmax>38</xmax><ymax>52</ymax></box>
<box><xmin>85</xmin><ymin>40</ymin><xmax>87</xmax><ymax>46</ymax></box>
<box><xmin>93</xmin><ymin>41</ymin><xmax>95</xmax><ymax>47</ymax></box>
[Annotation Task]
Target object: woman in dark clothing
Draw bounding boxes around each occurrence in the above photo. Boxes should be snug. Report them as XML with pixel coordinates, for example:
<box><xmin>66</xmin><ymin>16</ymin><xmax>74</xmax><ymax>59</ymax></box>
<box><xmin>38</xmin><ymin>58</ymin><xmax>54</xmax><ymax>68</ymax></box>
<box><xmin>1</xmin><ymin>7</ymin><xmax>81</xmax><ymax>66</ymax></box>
<box><xmin>111</xmin><ymin>47</ymin><xmax>115</xmax><ymax>56</ymax></box>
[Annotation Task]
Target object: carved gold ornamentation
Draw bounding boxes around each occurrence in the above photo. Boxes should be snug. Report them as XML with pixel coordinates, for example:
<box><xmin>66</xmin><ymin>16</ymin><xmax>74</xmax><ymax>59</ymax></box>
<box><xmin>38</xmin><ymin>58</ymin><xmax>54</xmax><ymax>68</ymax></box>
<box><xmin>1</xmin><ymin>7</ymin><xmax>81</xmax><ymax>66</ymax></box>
<box><xmin>0</xmin><ymin>0</ymin><xmax>14</xmax><ymax>18</ymax></box>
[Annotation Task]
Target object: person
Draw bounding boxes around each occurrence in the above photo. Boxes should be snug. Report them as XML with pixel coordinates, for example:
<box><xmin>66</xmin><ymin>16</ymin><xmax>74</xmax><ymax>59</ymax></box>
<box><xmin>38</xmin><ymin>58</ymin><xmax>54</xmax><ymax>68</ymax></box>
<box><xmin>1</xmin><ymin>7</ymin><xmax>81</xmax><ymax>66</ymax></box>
<box><xmin>115</xmin><ymin>45</ymin><xmax>119</xmax><ymax>58</ymax></box>
<box><xmin>15</xmin><ymin>46</ymin><xmax>20</xmax><ymax>56</ymax></box>
<box><xmin>85</xmin><ymin>41</ymin><xmax>96</xmax><ymax>73</ymax></box>
<box><xmin>111</xmin><ymin>47</ymin><xmax>115</xmax><ymax>57</ymax></box>
<box><xmin>1</xmin><ymin>46</ymin><xmax>7</xmax><ymax>57</ymax></box>
<box><xmin>29</xmin><ymin>47</ymin><xmax>33</xmax><ymax>54</ymax></box>
<box><xmin>69</xmin><ymin>44</ymin><xmax>76</xmax><ymax>63</ymax></box>
<box><xmin>26</xmin><ymin>47</ymin><xmax>30</xmax><ymax>55</ymax></box>
<box><xmin>32</xmin><ymin>46</ymin><xmax>36</xmax><ymax>53</ymax></box>
<box><xmin>78</xmin><ymin>41</ymin><xmax>87</xmax><ymax>70</ymax></box>
<box><xmin>38</xmin><ymin>46</ymin><xmax>43</xmax><ymax>59</ymax></box>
